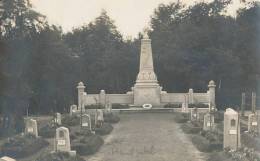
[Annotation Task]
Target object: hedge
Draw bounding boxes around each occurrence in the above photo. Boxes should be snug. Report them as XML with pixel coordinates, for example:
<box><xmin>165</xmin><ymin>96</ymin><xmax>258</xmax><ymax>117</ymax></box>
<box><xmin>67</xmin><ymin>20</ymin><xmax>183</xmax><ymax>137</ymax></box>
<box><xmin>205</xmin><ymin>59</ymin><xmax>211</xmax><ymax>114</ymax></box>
<box><xmin>39</xmin><ymin>124</ymin><xmax>58</xmax><ymax>138</ymax></box>
<box><xmin>95</xmin><ymin>123</ymin><xmax>113</xmax><ymax>135</ymax></box>
<box><xmin>164</xmin><ymin>103</ymin><xmax>181</xmax><ymax>108</ymax></box>
<box><xmin>35</xmin><ymin>152</ymin><xmax>85</xmax><ymax>161</ymax></box>
<box><xmin>188</xmin><ymin>103</ymin><xmax>209</xmax><ymax>108</ymax></box>
<box><xmin>112</xmin><ymin>104</ymin><xmax>129</xmax><ymax>109</ymax></box>
<box><xmin>181</xmin><ymin>123</ymin><xmax>202</xmax><ymax>134</ymax></box>
<box><xmin>191</xmin><ymin>135</ymin><xmax>222</xmax><ymax>152</ymax></box>
<box><xmin>174</xmin><ymin>113</ymin><xmax>189</xmax><ymax>123</ymax></box>
<box><xmin>241</xmin><ymin>133</ymin><xmax>260</xmax><ymax>151</ymax></box>
<box><xmin>62</xmin><ymin>114</ymin><xmax>80</xmax><ymax>127</ymax></box>
<box><xmin>85</xmin><ymin>104</ymin><xmax>104</xmax><ymax>109</ymax></box>
<box><xmin>72</xmin><ymin>135</ymin><xmax>104</xmax><ymax>155</ymax></box>
<box><xmin>0</xmin><ymin>134</ymin><xmax>49</xmax><ymax>158</ymax></box>
<box><xmin>104</xmin><ymin>113</ymin><xmax>120</xmax><ymax>123</ymax></box>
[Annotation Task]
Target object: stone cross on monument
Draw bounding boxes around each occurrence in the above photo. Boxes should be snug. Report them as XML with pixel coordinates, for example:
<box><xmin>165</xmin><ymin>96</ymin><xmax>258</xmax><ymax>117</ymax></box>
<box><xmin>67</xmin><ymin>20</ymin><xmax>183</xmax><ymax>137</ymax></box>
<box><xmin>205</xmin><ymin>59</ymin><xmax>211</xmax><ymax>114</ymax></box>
<box><xmin>133</xmin><ymin>30</ymin><xmax>161</xmax><ymax>106</ymax></box>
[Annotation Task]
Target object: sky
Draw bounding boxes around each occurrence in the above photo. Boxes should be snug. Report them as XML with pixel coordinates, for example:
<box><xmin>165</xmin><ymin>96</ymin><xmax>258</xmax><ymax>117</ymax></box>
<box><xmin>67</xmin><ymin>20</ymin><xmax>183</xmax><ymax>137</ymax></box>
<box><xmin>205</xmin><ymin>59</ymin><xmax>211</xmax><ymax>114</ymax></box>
<box><xmin>30</xmin><ymin>0</ymin><xmax>245</xmax><ymax>38</ymax></box>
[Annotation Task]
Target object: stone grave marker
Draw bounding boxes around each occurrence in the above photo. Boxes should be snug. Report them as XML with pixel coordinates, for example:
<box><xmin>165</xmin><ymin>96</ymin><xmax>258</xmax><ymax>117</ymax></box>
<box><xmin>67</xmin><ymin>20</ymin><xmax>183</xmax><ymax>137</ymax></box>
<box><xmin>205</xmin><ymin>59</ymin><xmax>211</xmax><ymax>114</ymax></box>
<box><xmin>203</xmin><ymin>113</ymin><xmax>214</xmax><ymax>131</ymax></box>
<box><xmin>0</xmin><ymin>156</ymin><xmax>16</xmax><ymax>161</ymax></box>
<box><xmin>96</xmin><ymin>109</ymin><xmax>104</xmax><ymax>128</ymax></box>
<box><xmin>25</xmin><ymin>118</ymin><xmax>38</xmax><ymax>137</ymax></box>
<box><xmin>248</xmin><ymin>113</ymin><xmax>259</xmax><ymax>133</ymax></box>
<box><xmin>70</xmin><ymin>105</ymin><xmax>78</xmax><ymax>115</ymax></box>
<box><xmin>82</xmin><ymin>114</ymin><xmax>91</xmax><ymax>130</ymax></box>
<box><xmin>55</xmin><ymin>113</ymin><xmax>62</xmax><ymax>125</ymax></box>
<box><xmin>55</xmin><ymin>127</ymin><xmax>76</xmax><ymax>155</ymax></box>
<box><xmin>190</xmin><ymin>108</ymin><xmax>198</xmax><ymax>121</ymax></box>
<box><xmin>223</xmin><ymin>108</ymin><xmax>241</xmax><ymax>150</ymax></box>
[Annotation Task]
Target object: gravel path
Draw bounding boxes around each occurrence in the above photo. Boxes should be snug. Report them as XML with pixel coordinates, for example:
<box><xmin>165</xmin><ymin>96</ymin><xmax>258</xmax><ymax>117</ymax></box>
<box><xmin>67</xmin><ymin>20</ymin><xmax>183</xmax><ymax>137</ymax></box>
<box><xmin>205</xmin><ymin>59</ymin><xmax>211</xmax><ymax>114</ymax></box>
<box><xmin>85</xmin><ymin>113</ymin><xmax>207</xmax><ymax>161</ymax></box>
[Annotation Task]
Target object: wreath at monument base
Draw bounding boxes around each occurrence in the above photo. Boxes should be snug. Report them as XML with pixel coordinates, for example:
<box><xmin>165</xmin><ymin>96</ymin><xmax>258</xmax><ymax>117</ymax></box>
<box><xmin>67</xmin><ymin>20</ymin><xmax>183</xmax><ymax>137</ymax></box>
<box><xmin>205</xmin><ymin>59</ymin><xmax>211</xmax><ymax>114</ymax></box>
<box><xmin>142</xmin><ymin>104</ymin><xmax>152</xmax><ymax>109</ymax></box>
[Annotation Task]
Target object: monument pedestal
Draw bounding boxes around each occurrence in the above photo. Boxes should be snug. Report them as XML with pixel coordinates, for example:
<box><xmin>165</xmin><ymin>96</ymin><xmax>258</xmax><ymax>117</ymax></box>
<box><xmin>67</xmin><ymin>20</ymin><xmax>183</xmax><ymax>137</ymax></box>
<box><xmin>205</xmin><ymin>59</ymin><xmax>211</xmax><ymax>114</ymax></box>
<box><xmin>133</xmin><ymin>83</ymin><xmax>161</xmax><ymax>106</ymax></box>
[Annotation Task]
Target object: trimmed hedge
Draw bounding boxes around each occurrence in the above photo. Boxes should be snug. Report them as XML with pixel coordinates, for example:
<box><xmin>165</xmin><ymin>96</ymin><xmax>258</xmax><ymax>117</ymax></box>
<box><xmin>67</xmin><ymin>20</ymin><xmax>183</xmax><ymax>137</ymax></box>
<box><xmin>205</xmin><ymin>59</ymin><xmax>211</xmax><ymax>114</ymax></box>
<box><xmin>188</xmin><ymin>103</ymin><xmax>209</xmax><ymax>108</ymax></box>
<box><xmin>72</xmin><ymin>134</ymin><xmax>104</xmax><ymax>155</ymax></box>
<box><xmin>174</xmin><ymin>113</ymin><xmax>189</xmax><ymax>123</ymax></box>
<box><xmin>181</xmin><ymin>122</ymin><xmax>202</xmax><ymax>134</ymax></box>
<box><xmin>164</xmin><ymin>103</ymin><xmax>181</xmax><ymax>108</ymax></box>
<box><xmin>85</xmin><ymin>104</ymin><xmax>104</xmax><ymax>109</ymax></box>
<box><xmin>191</xmin><ymin>135</ymin><xmax>222</xmax><ymax>152</ymax></box>
<box><xmin>0</xmin><ymin>134</ymin><xmax>49</xmax><ymax>158</ymax></box>
<box><xmin>62</xmin><ymin>114</ymin><xmax>80</xmax><ymax>126</ymax></box>
<box><xmin>112</xmin><ymin>104</ymin><xmax>129</xmax><ymax>109</ymax></box>
<box><xmin>35</xmin><ymin>152</ymin><xmax>85</xmax><ymax>161</ymax></box>
<box><xmin>104</xmin><ymin>113</ymin><xmax>120</xmax><ymax>123</ymax></box>
<box><xmin>95</xmin><ymin>123</ymin><xmax>113</xmax><ymax>135</ymax></box>
<box><xmin>39</xmin><ymin>124</ymin><xmax>58</xmax><ymax>138</ymax></box>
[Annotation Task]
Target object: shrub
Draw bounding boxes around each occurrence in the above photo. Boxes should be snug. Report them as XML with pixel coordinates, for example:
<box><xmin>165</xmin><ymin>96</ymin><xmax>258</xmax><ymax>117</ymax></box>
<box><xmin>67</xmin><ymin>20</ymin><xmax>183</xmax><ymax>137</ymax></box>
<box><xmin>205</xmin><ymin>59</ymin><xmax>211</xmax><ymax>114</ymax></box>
<box><xmin>112</xmin><ymin>104</ymin><xmax>129</xmax><ymax>109</ymax></box>
<box><xmin>62</xmin><ymin>114</ymin><xmax>80</xmax><ymax>126</ymax></box>
<box><xmin>241</xmin><ymin>133</ymin><xmax>260</xmax><ymax>151</ymax></box>
<box><xmin>0</xmin><ymin>134</ymin><xmax>49</xmax><ymax>158</ymax></box>
<box><xmin>188</xmin><ymin>103</ymin><xmax>209</xmax><ymax>108</ymax></box>
<box><xmin>72</xmin><ymin>135</ymin><xmax>104</xmax><ymax>155</ymax></box>
<box><xmin>95</xmin><ymin>123</ymin><xmax>113</xmax><ymax>135</ymax></box>
<box><xmin>207</xmin><ymin>152</ymin><xmax>233</xmax><ymax>161</ymax></box>
<box><xmin>191</xmin><ymin>135</ymin><xmax>222</xmax><ymax>152</ymax></box>
<box><xmin>35</xmin><ymin>152</ymin><xmax>85</xmax><ymax>161</ymax></box>
<box><xmin>181</xmin><ymin>123</ymin><xmax>202</xmax><ymax>134</ymax></box>
<box><xmin>104</xmin><ymin>113</ymin><xmax>120</xmax><ymax>123</ymax></box>
<box><xmin>174</xmin><ymin>113</ymin><xmax>189</xmax><ymax>123</ymax></box>
<box><xmin>164</xmin><ymin>103</ymin><xmax>181</xmax><ymax>108</ymax></box>
<box><xmin>39</xmin><ymin>124</ymin><xmax>58</xmax><ymax>138</ymax></box>
<box><xmin>85</xmin><ymin>104</ymin><xmax>104</xmax><ymax>109</ymax></box>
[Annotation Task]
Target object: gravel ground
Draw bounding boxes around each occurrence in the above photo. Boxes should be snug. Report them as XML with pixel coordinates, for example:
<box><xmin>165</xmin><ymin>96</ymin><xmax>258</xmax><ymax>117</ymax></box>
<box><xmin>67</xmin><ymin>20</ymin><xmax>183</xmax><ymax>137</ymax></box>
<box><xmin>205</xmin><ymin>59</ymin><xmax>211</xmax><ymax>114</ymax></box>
<box><xmin>85</xmin><ymin>113</ymin><xmax>208</xmax><ymax>161</ymax></box>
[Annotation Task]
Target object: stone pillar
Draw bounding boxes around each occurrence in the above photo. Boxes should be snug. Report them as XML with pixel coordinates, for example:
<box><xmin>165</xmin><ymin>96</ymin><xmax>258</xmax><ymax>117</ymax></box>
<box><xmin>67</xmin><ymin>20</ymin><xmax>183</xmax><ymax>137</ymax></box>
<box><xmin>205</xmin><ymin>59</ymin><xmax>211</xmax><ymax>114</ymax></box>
<box><xmin>241</xmin><ymin>93</ymin><xmax>246</xmax><ymax>116</ymax></box>
<box><xmin>99</xmin><ymin>90</ymin><xmax>106</xmax><ymax>106</ymax></box>
<box><xmin>77</xmin><ymin>82</ymin><xmax>85</xmax><ymax>111</ymax></box>
<box><xmin>188</xmin><ymin>88</ymin><xmax>194</xmax><ymax>104</ymax></box>
<box><xmin>182</xmin><ymin>95</ymin><xmax>188</xmax><ymax>112</ymax></box>
<box><xmin>252</xmin><ymin>92</ymin><xmax>256</xmax><ymax>113</ymax></box>
<box><xmin>223</xmin><ymin>108</ymin><xmax>241</xmax><ymax>150</ymax></box>
<box><xmin>208</xmin><ymin>80</ymin><xmax>216</xmax><ymax>108</ymax></box>
<box><xmin>25</xmin><ymin>119</ymin><xmax>38</xmax><ymax>137</ymax></box>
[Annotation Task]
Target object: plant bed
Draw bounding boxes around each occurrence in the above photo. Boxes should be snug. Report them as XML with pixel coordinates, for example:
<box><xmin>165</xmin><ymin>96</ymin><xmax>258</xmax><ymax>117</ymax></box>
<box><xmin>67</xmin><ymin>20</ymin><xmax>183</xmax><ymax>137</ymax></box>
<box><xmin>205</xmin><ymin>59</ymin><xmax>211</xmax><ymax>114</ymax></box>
<box><xmin>62</xmin><ymin>114</ymin><xmax>80</xmax><ymax>127</ymax></box>
<box><xmin>95</xmin><ymin>123</ymin><xmax>113</xmax><ymax>135</ymax></box>
<box><xmin>0</xmin><ymin>134</ymin><xmax>49</xmax><ymax>158</ymax></box>
<box><xmin>104</xmin><ymin>113</ymin><xmax>120</xmax><ymax>123</ymax></box>
<box><xmin>71</xmin><ymin>134</ymin><xmax>104</xmax><ymax>155</ymax></box>
<box><xmin>112</xmin><ymin>104</ymin><xmax>129</xmax><ymax>109</ymax></box>
<box><xmin>39</xmin><ymin>124</ymin><xmax>60</xmax><ymax>138</ymax></box>
<box><xmin>174</xmin><ymin>113</ymin><xmax>189</xmax><ymax>123</ymax></box>
<box><xmin>241</xmin><ymin>133</ymin><xmax>260</xmax><ymax>151</ymax></box>
<box><xmin>181</xmin><ymin>122</ymin><xmax>202</xmax><ymax>134</ymax></box>
<box><xmin>191</xmin><ymin>134</ymin><xmax>222</xmax><ymax>152</ymax></box>
<box><xmin>35</xmin><ymin>152</ymin><xmax>85</xmax><ymax>161</ymax></box>
<box><xmin>164</xmin><ymin>103</ymin><xmax>181</xmax><ymax>108</ymax></box>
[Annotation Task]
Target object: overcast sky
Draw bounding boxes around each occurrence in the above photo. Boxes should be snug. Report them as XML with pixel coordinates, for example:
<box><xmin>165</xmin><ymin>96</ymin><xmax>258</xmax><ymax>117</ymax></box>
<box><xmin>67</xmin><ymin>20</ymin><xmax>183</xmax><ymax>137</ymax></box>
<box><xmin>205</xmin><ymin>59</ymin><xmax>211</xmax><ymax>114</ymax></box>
<box><xmin>31</xmin><ymin>0</ymin><xmax>244</xmax><ymax>37</ymax></box>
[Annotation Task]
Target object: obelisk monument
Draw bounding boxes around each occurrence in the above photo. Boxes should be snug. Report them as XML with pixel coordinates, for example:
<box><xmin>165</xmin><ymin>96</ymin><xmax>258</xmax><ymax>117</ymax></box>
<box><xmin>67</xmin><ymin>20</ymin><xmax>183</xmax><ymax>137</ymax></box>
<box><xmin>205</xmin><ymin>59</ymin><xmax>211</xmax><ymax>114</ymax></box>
<box><xmin>133</xmin><ymin>32</ymin><xmax>161</xmax><ymax>106</ymax></box>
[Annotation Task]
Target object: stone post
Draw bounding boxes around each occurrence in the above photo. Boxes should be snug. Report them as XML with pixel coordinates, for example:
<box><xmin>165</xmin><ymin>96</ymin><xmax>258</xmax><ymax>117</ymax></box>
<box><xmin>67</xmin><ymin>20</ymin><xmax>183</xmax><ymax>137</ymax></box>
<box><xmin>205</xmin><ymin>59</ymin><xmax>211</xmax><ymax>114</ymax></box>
<box><xmin>77</xmin><ymin>82</ymin><xmax>85</xmax><ymax>111</ymax></box>
<box><xmin>188</xmin><ymin>88</ymin><xmax>194</xmax><ymax>104</ymax></box>
<box><xmin>252</xmin><ymin>92</ymin><xmax>256</xmax><ymax>113</ymax></box>
<box><xmin>241</xmin><ymin>93</ymin><xmax>246</xmax><ymax>116</ymax></box>
<box><xmin>99</xmin><ymin>90</ymin><xmax>106</xmax><ymax>107</ymax></box>
<box><xmin>223</xmin><ymin>108</ymin><xmax>241</xmax><ymax>150</ymax></box>
<box><xmin>208</xmin><ymin>80</ymin><xmax>216</xmax><ymax>108</ymax></box>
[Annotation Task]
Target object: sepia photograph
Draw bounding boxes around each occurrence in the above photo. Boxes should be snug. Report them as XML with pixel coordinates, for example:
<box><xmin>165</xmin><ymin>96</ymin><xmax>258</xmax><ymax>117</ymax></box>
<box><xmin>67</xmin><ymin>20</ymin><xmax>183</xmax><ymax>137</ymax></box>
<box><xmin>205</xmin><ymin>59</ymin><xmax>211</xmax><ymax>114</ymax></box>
<box><xmin>0</xmin><ymin>0</ymin><xmax>259</xmax><ymax>161</ymax></box>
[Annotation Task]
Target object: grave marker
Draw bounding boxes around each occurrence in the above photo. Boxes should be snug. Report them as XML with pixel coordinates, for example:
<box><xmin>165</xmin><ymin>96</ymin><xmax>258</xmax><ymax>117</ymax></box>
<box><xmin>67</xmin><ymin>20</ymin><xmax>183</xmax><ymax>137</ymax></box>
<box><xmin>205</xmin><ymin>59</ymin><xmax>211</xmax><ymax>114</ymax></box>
<box><xmin>248</xmin><ymin>113</ymin><xmax>259</xmax><ymax>133</ymax></box>
<box><xmin>82</xmin><ymin>114</ymin><xmax>91</xmax><ymax>130</ymax></box>
<box><xmin>55</xmin><ymin>127</ymin><xmax>76</xmax><ymax>156</ymax></box>
<box><xmin>203</xmin><ymin>113</ymin><xmax>214</xmax><ymax>131</ymax></box>
<box><xmin>223</xmin><ymin>108</ymin><xmax>241</xmax><ymax>150</ymax></box>
<box><xmin>25</xmin><ymin>118</ymin><xmax>38</xmax><ymax>137</ymax></box>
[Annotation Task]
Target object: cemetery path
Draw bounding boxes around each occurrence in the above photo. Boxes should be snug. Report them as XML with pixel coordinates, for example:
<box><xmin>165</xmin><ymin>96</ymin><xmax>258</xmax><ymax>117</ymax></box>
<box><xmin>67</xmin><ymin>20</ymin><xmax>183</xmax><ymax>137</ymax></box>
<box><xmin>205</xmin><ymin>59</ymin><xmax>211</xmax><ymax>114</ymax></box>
<box><xmin>85</xmin><ymin>113</ymin><xmax>208</xmax><ymax>161</ymax></box>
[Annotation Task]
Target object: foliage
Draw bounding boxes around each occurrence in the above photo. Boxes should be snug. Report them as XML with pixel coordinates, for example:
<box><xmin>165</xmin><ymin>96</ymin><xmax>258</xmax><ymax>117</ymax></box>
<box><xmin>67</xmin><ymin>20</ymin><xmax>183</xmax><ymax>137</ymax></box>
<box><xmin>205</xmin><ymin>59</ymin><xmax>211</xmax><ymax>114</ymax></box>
<box><xmin>241</xmin><ymin>133</ymin><xmax>260</xmax><ymax>151</ymax></box>
<box><xmin>164</xmin><ymin>103</ymin><xmax>181</xmax><ymax>108</ymax></box>
<box><xmin>62</xmin><ymin>114</ymin><xmax>80</xmax><ymax>127</ymax></box>
<box><xmin>85</xmin><ymin>104</ymin><xmax>105</xmax><ymax>109</ymax></box>
<box><xmin>39</xmin><ymin>124</ymin><xmax>58</xmax><ymax>138</ymax></box>
<box><xmin>95</xmin><ymin>123</ymin><xmax>113</xmax><ymax>135</ymax></box>
<box><xmin>35</xmin><ymin>152</ymin><xmax>85</xmax><ymax>161</ymax></box>
<box><xmin>181</xmin><ymin>122</ymin><xmax>202</xmax><ymax>134</ymax></box>
<box><xmin>104</xmin><ymin>113</ymin><xmax>120</xmax><ymax>123</ymax></box>
<box><xmin>188</xmin><ymin>103</ymin><xmax>209</xmax><ymax>108</ymax></box>
<box><xmin>0</xmin><ymin>134</ymin><xmax>49</xmax><ymax>158</ymax></box>
<box><xmin>174</xmin><ymin>112</ymin><xmax>189</xmax><ymax>123</ymax></box>
<box><xmin>191</xmin><ymin>134</ymin><xmax>222</xmax><ymax>152</ymax></box>
<box><xmin>112</xmin><ymin>104</ymin><xmax>130</xmax><ymax>109</ymax></box>
<box><xmin>71</xmin><ymin>134</ymin><xmax>104</xmax><ymax>155</ymax></box>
